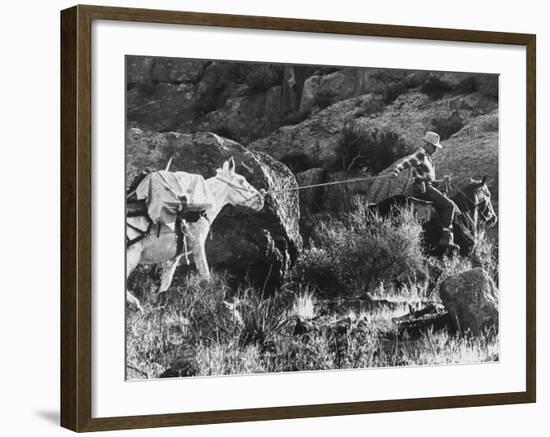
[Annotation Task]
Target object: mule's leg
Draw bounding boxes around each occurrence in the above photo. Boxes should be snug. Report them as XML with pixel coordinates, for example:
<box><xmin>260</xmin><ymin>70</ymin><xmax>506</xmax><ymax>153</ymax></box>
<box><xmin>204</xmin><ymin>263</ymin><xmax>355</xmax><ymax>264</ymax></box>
<box><xmin>126</xmin><ymin>292</ymin><xmax>143</xmax><ymax>313</ymax></box>
<box><xmin>188</xmin><ymin>220</ymin><xmax>211</xmax><ymax>283</ymax></box>
<box><xmin>193</xmin><ymin>244</ymin><xmax>210</xmax><ymax>280</ymax></box>
<box><xmin>126</xmin><ymin>244</ymin><xmax>144</xmax><ymax>313</ymax></box>
<box><xmin>192</xmin><ymin>242</ymin><xmax>210</xmax><ymax>281</ymax></box>
<box><xmin>158</xmin><ymin>255</ymin><xmax>184</xmax><ymax>293</ymax></box>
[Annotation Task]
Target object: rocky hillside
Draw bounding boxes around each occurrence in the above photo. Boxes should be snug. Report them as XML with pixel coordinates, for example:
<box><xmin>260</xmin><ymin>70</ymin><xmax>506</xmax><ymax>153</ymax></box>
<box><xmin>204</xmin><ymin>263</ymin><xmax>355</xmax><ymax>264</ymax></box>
<box><xmin>127</xmin><ymin>56</ymin><xmax>499</xmax><ymax>235</ymax></box>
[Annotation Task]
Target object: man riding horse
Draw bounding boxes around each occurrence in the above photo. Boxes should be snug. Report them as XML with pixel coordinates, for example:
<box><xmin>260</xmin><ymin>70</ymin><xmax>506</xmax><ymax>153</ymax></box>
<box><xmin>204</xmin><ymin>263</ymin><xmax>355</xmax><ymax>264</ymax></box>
<box><xmin>390</xmin><ymin>131</ymin><xmax>459</xmax><ymax>251</ymax></box>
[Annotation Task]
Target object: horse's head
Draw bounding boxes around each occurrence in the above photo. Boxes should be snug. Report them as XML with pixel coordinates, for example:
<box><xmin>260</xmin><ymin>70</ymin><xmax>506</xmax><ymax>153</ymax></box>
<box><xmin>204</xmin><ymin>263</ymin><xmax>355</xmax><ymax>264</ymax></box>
<box><xmin>454</xmin><ymin>176</ymin><xmax>497</xmax><ymax>227</ymax></box>
<box><xmin>215</xmin><ymin>157</ymin><xmax>265</xmax><ymax>211</ymax></box>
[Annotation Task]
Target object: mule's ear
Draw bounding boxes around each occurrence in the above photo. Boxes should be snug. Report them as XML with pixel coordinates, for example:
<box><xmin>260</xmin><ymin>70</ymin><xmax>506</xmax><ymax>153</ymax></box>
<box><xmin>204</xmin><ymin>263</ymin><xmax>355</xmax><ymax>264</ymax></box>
<box><xmin>228</xmin><ymin>156</ymin><xmax>236</xmax><ymax>174</ymax></box>
<box><xmin>222</xmin><ymin>160</ymin><xmax>229</xmax><ymax>172</ymax></box>
<box><xmin>481</xmin><ymin>175</ymin><xmax>487</xmax><ymax>185</ymax></box>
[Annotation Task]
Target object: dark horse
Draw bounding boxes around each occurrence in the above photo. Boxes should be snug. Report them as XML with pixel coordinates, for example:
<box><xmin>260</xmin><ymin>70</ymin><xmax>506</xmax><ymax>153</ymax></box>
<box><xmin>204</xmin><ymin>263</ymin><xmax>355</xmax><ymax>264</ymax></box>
<box><xmin>370</xmin><ymin>176</ymin><xmax>497</xmax><ymax>256</ymax></box>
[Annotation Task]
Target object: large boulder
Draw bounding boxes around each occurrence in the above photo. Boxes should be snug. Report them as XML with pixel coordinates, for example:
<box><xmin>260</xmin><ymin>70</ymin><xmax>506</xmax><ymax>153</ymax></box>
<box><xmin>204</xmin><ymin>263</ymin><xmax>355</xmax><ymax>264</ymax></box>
<box><xmin>248</xmin><ymin>95</ymin><xmax>367</xmax><ymax>164</ymax></box>
<box><xmin>193</xmin><ymin>85</ymin><xmax>285</xmax><ymax>144</ymax></box>
<box><xmin>126</xmin><ymin>129</ymin><xmax>302</xmax><ymax>290</ymax></box>
<box><xmin>299</xmin><ymin>68</ymin><xmax>380</xmax><ymax>113</ymax></box>
<box><xmin>439</xmin><ymin>268</ymin><xmax>499</xmax><ymax>336</ymax></box>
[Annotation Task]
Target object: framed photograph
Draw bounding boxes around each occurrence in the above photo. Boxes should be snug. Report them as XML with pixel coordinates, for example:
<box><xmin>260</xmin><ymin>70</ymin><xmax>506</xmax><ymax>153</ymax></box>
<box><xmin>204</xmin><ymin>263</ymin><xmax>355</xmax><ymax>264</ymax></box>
<box><xmin>60</xmin><ymin>4</ymin><xmax>536</xmax><ymax>432</ymax></box>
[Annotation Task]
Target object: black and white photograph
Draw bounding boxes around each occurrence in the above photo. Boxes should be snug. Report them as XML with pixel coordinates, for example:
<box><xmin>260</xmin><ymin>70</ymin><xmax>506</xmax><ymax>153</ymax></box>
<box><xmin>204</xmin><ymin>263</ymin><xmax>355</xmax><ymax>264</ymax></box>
<box><xmin>125</xmin><ymin>56</ymin><xmax>500</xmax><ymax>379</ymax></box>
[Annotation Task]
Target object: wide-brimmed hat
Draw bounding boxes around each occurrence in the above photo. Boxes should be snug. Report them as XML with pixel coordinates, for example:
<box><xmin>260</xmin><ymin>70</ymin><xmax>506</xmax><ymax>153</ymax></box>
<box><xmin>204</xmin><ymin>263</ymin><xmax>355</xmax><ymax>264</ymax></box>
<box><xmin>423</xmin><ymin>131</ymin><xmax>442</xmax><ymax>148</ymax></box>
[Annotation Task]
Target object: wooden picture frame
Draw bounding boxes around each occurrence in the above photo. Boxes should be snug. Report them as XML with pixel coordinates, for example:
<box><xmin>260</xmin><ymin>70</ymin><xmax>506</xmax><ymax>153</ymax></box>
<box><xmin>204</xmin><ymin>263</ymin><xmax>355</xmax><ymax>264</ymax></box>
<box><xmin>60</xmin><ymin>4</ymin><xmax>536</xmax><ymax>432</ymax></box>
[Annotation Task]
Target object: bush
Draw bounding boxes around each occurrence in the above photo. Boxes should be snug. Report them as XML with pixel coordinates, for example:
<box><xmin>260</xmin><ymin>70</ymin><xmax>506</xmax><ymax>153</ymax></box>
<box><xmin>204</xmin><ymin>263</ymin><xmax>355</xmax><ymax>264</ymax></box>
<box><xmin>281</xmin><ymin>110</ymin><xmax>310</xmax><ymax>126</ymax></box>
<box><xmin>314</xmin><ymin>88</ymin><xmax>339</xmax><ymax>109</ymax></box>
<box><xmin>456</xmin><ymin>76</ymin><xmax>478</xmax><ymax>94</ymax></box>
<box><xmin>475</xmin><ymin>75</ymin><xmax>499</xmax><ymax>99</ymax></box>
<box><xmin>420</xmin><ymin>75</ymin><xmax>453</xmax><ymax>100</ymax></box>
<box><xmin>469</xmin><ymin>229</ymin><xmax>499</xmax><ymax>283</ymax></box>
<box><xmin>195</xmin><ymin>342</ymin><xmax>264</xmax><ymax>376</ymax></box>
<box><xmin>357</xmin><ymin>94</ymin><xmax>385</xmax><ymax>116</ymax></box>
<box><xmin>238</xmin><ymin>288</ymin><xmax>291</xmax><ymax>349</ymax></box>
<box><xmin>280</xmin><ymin>151</ymin><xmax>317</xmax><ymax>173</ymax></box>
<box><xmin>295</xmin><ymin>247</ymin><xmax>341</xmax><ymax>294</ymax></box>
<box><xmin>334</xmin><ymin>123</ymin><xmax>414</xmax><ymax>173</ymax></box>
<box><xmin>295</xmin><ymin>203</ymin><xmax>426</xmax><ymax>296</ymax></box>
<box><xmin>429</xmin><ymin>114</ymin><xmax>465</xmax><ymax>140</ymax></box>
<box><xmin>382</xmin><ymin>80</ymin><xmax>408</xmax><ymax>104</ymax></box>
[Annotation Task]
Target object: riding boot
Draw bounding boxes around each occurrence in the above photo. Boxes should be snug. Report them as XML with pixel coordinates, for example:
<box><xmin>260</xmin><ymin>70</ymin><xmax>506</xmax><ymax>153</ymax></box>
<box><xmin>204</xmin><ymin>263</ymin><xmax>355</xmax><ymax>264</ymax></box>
<box><xmin>439</xmin><ymin>227</ymin><xmax>461</xmax><ymax>251</ymax></box>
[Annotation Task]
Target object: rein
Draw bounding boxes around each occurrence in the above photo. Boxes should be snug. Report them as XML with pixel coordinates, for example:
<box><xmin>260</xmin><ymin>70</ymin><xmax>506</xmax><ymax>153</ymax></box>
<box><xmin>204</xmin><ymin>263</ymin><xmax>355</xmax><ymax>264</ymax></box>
<box><xmin>215</xmin><ymin>176</ymin><xmax>262</xmax><ymax>205</ymax></box>
<box><xmin>268</xmin><ymin>173</ymin><xmax>393</xmax><ymax>194</ymax></box>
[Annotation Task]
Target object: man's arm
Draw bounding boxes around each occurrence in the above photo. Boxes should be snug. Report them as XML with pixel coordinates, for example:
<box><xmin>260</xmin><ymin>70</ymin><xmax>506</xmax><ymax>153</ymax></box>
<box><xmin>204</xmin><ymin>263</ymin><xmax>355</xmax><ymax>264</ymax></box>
<box><xmin>391</xmin><ymin>149</ymin><xmax>425</xmax><ymax>177</ymax></box>
<box><xmin>432</xmin><ymin>175</ymin><xmax>451</xmax><ymax>190</ymax></box>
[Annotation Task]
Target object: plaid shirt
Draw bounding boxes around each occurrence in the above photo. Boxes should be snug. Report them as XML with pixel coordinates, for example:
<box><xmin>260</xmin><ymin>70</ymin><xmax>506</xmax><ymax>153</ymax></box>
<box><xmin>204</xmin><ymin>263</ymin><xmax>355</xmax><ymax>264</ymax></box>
<box><xmin>391</xmin><ymin>148</ymin><xmax>436</xmax><ymax>183</ymax></box>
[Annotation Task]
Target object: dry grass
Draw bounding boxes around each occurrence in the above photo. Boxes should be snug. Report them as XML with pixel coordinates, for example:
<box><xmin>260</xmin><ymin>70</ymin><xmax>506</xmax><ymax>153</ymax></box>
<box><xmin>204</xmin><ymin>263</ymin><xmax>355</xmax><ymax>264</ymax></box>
<box><xmin>127</xmin><ymin>208</ymin><xmax>498</xmax><ymax>379</ymax></box>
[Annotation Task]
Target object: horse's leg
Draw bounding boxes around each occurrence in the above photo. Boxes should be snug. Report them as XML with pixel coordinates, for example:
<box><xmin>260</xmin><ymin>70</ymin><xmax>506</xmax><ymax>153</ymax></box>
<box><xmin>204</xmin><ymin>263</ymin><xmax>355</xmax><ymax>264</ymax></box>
<box><xmin>126</xmin><ymin>244</ymin><xmax>144</xmax><ymax>313</ymax></box>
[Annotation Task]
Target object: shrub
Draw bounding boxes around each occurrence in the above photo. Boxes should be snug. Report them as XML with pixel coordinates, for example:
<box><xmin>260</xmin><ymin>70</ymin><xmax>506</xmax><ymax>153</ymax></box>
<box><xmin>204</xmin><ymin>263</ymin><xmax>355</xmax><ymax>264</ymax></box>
<box><xmin>420</xmin><ymin>75</ymin><xmax>453</xmax><ymax>100</ymax></box>
<box><xmin>475</xmin><ymin>75</ymin><xmax>499</xmax><ymax>99</ymax></box>
<box><xmin>469</xmin><ymin>229</ymin><xmax>499</xmax><ymax>283</ymax></box>
<box><xmin>267</xmin><ymin>332</ymin><xmax>338</xmax><ymax>372</ymax></box>
<box><xmin>429</xmin><ymin>114</ymin><xmax>465</xmax><ymax>140</ymax></box>
<box><xmin>295</xmin><ymin>203</ymin><xmax>426</xmax><ymax>296</ymax></box>
<box><xmin>357</xmin><ymin>94</ymin><xmax>385</xmax><ymax>116</ymax></box>
<box><xmin>334</xmin><ymin>123</ymin><xmax>414</xmax><ymax>173</ymax></box>
<box><xmin>238</xmin><ymin>288</ymin><xmax>291</xmax><ymax>349</ymax></box>
<box><xmin>195</xmin><ymin>341</ymin><xmax>264</xmax><ymax>376</ymax></box>
<box><xmin>382</xmin><ymin>80</ymin><xmax>408</xmax><ymax>104</ymax></box>
<box><xmin>280</xmin><ymin>151</ymin><xmax>317</xmax><ymax>173</ymax></box>
<box><xmin>174</xmin><ymin>273</ymin><xmax>242</xmax><ymax>344</ymax></box>
<box><xmin>281</xmin><ymin>110</ymin><xmax>310</xmax><ymax>126</ymax></box>
<box><xmin>456</xmin><ymin>76</ymin><xmax>478</xmax><ymax>94</ymax></box>
<box><xmin>295</xmin><ymin>247</ymin><xmax>341</xmax><ymax>295</ymax></box>
<box><xmin>314</xmin><ymin>88</ymin><xmax>339</xmax><ymax>109</ymax></box>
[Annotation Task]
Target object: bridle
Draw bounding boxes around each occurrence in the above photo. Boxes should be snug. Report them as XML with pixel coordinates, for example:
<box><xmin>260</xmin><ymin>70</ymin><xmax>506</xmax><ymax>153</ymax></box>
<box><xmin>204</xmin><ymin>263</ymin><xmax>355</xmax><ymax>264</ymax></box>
<box><xmin>452</xmin><ymin>183</ymin><xmax>494</xmax><ymax>224</ymax></box>
<box><xmin>215</xmin><ymin>176</ymin><xmax>264</xmax><ymax>207</ymax></box>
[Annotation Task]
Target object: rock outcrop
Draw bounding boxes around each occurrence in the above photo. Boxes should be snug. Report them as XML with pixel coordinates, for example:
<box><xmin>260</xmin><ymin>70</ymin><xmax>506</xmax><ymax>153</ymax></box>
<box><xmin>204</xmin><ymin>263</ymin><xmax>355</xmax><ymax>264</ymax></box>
<box><xmin>438</xmin><ymin>268</ymin><xmax>499</xmax><ymax>336</ymax></box>
<box><xmin>127</xmin><ymin>56</ymin><xmax>499</xmax><ymax>243</ymax></box>
<box><xmin>126</xmin><ymin>129</ymin><xmax>302</xmax><ymax>290</ymax></box>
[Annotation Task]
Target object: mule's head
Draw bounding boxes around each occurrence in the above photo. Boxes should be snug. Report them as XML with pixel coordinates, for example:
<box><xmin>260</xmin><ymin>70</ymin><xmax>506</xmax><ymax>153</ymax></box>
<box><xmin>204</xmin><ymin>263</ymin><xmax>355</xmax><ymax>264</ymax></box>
<box><xmin>216</xmin><ymin>157</ymin><xmax>265</xmax><ymax>211</ymax></box>
<box><xmin>455</xmin><ymin>176</ymin><xmax>497</xmax><ymax>227</ymax></box>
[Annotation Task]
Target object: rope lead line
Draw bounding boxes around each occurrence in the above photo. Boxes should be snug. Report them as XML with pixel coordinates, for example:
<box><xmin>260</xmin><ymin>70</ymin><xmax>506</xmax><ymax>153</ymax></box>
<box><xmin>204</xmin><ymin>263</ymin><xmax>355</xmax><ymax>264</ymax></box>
<box><xmin>268</xmin><ymin>173</ymin><xmax>393</xmax><ymax>194</ymax></box>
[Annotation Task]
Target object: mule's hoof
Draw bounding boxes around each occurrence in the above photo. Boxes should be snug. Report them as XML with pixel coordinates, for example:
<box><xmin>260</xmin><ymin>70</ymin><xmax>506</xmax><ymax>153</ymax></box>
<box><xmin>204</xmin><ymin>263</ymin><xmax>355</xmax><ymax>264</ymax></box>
<box><xmin>127</xmin><ymin>292</ymin><xmax>144</xmax><ymax>313</ymax></box>
<box><xmin>198</xmin><ymin>278</ymin><xmax>210</xmax><ymax>287</ymax></box>
<box><xmin>127</xmin><ymin>300</ymin><xmax>144</xmax><ymax>314</ymax></box>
